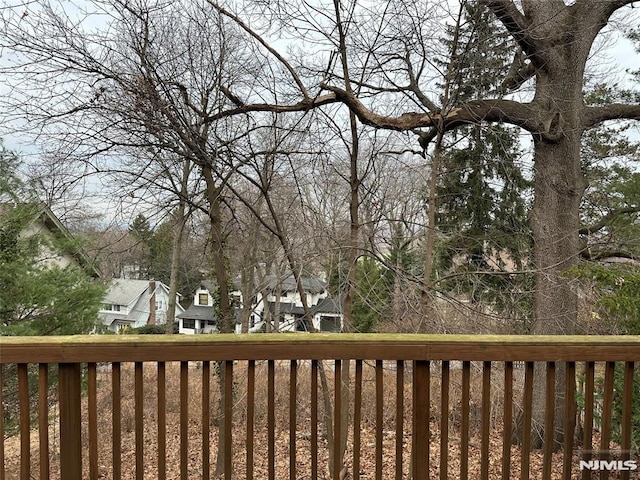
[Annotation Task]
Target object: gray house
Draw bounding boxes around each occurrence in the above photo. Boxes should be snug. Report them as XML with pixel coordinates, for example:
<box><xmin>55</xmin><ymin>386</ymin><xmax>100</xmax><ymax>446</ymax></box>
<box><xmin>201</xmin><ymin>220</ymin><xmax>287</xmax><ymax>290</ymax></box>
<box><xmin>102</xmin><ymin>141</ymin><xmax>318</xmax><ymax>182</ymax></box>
<box><xmin>98</xmin><ymin>279</ymin><xmax>184</xmax><ymax>332</ymax></box>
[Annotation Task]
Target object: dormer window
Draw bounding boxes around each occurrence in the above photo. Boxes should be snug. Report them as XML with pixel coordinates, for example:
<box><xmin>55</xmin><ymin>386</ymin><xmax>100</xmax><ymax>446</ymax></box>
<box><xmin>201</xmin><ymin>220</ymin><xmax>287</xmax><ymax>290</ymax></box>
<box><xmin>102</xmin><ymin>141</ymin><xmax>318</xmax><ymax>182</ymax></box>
<box><xmin>198</xmin><ymin>293</ymin><xmax>209</xmax><ymax>305</ymax></box>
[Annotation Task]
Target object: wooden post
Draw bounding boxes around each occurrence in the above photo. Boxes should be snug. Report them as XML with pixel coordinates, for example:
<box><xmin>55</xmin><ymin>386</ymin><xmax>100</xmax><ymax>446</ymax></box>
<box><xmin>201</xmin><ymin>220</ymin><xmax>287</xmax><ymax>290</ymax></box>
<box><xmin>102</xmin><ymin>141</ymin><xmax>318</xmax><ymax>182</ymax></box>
<box><xmin>413</xmin><ymin>360</ymin><xmax>430</xmax><ymax>480</ymax></box>
<box><xmin>59</xmin><ymin>363</ymin><xmax>82</xmax><ymax>480</ymax></box>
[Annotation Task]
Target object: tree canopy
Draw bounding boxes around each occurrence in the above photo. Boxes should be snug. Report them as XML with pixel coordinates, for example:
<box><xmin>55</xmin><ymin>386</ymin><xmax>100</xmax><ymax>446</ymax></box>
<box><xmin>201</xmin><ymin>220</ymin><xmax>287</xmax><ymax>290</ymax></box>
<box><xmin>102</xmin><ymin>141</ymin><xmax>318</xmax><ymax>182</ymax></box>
<box><xmin>0</xmin><ymin>145</ymin><xmax>105</xmax><ymax>335</ymax></box>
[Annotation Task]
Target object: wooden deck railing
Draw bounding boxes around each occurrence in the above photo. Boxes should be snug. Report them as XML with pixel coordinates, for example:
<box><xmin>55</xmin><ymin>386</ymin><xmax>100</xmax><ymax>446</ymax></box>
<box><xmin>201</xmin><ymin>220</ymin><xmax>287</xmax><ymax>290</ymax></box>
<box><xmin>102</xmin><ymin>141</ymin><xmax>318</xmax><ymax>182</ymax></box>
<box><xmin>0</xmin><ymin>334</ymin><xmax>638</xmax><ymax>480</ymax></box>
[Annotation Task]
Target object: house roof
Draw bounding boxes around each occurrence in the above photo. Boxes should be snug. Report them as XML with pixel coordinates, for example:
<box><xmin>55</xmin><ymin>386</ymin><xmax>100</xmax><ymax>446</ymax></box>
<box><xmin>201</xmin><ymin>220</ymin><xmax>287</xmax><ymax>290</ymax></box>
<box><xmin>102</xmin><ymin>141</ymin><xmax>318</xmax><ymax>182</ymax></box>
<box><xmin>1</xmin><ymin>202</ymin><xmax>102</xmax><ymax>278</ymax></box>
<box><xmin>177</xmin><ymin>304</ymin><xmax>217</xmax><ymax>322</ymax></box>
<box><xmin>261</xmin><ymin>273</ymin><xmax>327</xmax><ymax>294</ymax></box>
<box><xmin>267</xmin><ymin>301</ymin><xmax>306</xmax><ymax>316</ymax></box>
<box><xmin>313</xmin><ymin>297</ymin><xmax>342</xmax><ymax>315</ymax></box>
<box><xmin>104</xmin><ymin>279</ymin><xmax>182</xmax><ymax>308</ymax></box>
<box><xmin>104</xmin><ymin>279</ymin><xmax>152</xmax><ymax>306</ymax></box>
<box><xmin>266</xmin><ymin>297</ymin><xmax>342</xmax><ymax>317</ymax></box>
<box><xmin>36</xmin><ymin>203</ymin><xmax>103</xmax><ymax>278</ymax></box>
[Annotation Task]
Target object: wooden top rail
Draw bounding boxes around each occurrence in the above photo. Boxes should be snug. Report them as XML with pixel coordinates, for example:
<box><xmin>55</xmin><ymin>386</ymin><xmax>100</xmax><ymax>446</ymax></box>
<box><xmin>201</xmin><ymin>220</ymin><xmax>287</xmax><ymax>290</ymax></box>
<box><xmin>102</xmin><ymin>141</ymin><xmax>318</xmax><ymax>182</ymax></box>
<box><xmin>1</xmin><ymin>334</ymin><xmax>639</xmax><ymax>363</ymax></box>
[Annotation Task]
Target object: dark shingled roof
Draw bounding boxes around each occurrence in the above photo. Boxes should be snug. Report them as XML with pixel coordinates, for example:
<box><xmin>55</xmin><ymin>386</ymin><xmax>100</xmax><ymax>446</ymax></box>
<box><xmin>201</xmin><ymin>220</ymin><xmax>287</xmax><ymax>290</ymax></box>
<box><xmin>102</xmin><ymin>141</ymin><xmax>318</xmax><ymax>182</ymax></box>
<box><xmin>313</xmin><ymin>298</ymin><xmax>342</xmax><ymax>315</ymax></box>
<box><xmin>261</xmin><ymin>274</ymin><xmax>326</xmax><ymax>294</ymax></box>
<box><xmin>177</xmin><ymin>305</ymin><xmax>217</xmax><ymax>322</ymax></box>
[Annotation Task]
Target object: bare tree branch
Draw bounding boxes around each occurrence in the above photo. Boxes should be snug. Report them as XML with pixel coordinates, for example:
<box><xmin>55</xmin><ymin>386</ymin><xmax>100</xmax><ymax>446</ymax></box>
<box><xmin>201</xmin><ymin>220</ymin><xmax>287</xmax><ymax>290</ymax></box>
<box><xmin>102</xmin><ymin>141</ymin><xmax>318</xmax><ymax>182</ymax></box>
<box><xmin>208</xmin><ymin>1</ymin><xmax>311</xmax><ymax>100</ymax></box>
<box><xmin>481</xmin><ymin>0</ymin><xmax>536</xmax><ymax>60</ymax></box>
<box><xmin>579</xmin><ymin>207</ymin><xmax>640</xmax><ymax>235</ymax></box>
<box><xmin>320</xmin><ymin>83</ymin><xmax>537</xmax><ymax>132</ymax></box>
<box><xmin>203</xmin><ymin>93</ymin><xmax>339</xmax><ymax>123</ymax></box>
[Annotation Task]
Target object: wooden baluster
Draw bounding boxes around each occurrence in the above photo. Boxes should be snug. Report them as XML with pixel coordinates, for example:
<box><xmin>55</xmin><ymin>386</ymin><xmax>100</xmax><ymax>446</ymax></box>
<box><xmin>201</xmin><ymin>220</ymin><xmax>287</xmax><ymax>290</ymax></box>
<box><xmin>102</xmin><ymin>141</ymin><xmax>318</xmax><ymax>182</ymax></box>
<box><xmin>562</xmin><ymin>362</ymin><xmax>576</xmax><ymax>480</ymax></box>
<box><xmin>224</xmin><ymin>361</ymin><xmax>233</xmax><ymax>480</ymax></box>
<box><xmin>180</xmin><ymin>361</ymin><xmax>188</xmax><ymax>480</ymax></box>
<box><xmin>376</xmin><ymin>359</ymin><xmax>383</xmax><ymax>480</ymax></box>
<box><xmin>481</xmin><ymin>361</ymin><xmax>491</xmax><ymax>480</ymax></box>
<box><xmin>59</xmin><ymin>363</ymin><xmax>82</xmax><ymax>480</ymax></box>
<box><xmin>396</xmin><ymin>360</ymin><xmax>404</xmax><ymax>480</ymax></box>
<box><xmin>87</xmin><ymin>363</ymin><xmax>97</xmax><ymax>480</ymax></box>
<box><xmin>290</xmin><ymin>360</ymin><xmax>297</xmax><ymax>480</ymax></box>
<box><xmin>412</xmin><ymin>360</ymin><xmax>430</xmax><ymax>480</ymax></box>
<box><xmin>581</xmin><ymin>362</ymin><xmax>595</xmax><ymax>480</ymax></box>
<box><xmin>461</xmin><ymin>361</ymin><xmax>471</xmax><ymax>480</ymax></box>
<box><xmin>112</xmin><ymin>362</ymin><xmax>121</xmax><ymax>480</ymax></box>
<box><xmin>157</xmin><ymin>362</ymin><xmax>166</xmax><ymax>480</ymax></box>
<box><xmin>268</xmin><ymin>360</ymin><xmax>275</xmax><ymax>480</ymax></box>
<box><xmin>334</xmin><ymin>359</ymin><xmax>343</xmax><ymax>480</ymax></box>
<box><xmin>542</xmin><ymin>362</ymin><xmax>556</xmax><ymax>480</ymax></box>
<box><xmin>440</xmin><ymin>361</ymin><xmax>450</xmax><ymax>480</ymax></box>
<box><xmin>18</xmin><ymin>364</ymin><xmax>29</xmax><ymax>480</ymax></box>
<box><xmin>620</xmin><ymin>361</ymin><xmax>635</xmax><ymax>480</ymax></box>
<box><xmin>246</xmin><ymin>360</ymin><xmax>255</xmax><ymax>480</ymax></box>
<box><xmin>202</xmin><ymin>361</ymin><xmax>210</xmax><ymax>480</ymax></box>
<box><xmin>520</xmin><ymin>362</ymin><xmax>533</xmax><ymax>480</ymax></box>
<box><xmin>353</xmin><ymin>359</ymin><xmax>362</xmax><ymax>480</ymax></box>
<box><xmin>502</xmin><ymin>362</ymin><xmax>513</xmax><ymax>480</ymax></box>
<box><xmin>599</xmin><ymin>361</ymin><xmax>615</xmax><ymax>480</ymax></box>
<box><xmin>0</xmin><ymin>366</ymin><xmax>4</xmax><ymax>480</ymax></box>
<box><xmin>39</xmin><ymin>363</ymin><xmax>50</xmax><ymax>480</ymax></box>
<box><xmin>135</xmin><ymin>362</ymin><xmax>144</xmax><ymax>480</ymax></box>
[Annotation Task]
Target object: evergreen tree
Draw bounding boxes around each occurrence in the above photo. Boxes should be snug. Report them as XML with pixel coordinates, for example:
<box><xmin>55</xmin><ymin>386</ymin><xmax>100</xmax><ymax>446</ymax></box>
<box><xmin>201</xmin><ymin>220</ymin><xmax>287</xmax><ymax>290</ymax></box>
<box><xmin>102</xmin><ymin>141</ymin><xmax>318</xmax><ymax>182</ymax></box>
<box><xmin>352</xmin><ymin>257</ymin><xmax>391</xmax><ymax>333</ymax></box>
<box><xmin>0</xmin><ymin>145</ymin><xmax>105</xmax><ymax>335</ymax></box>
<box><xmin>328</xmin><ymin>255</ymin><xmax>391</xmax><ymax>333</ymax></box>
<box><xmin>434</xmin><ymin>2</ymin><xmax>532</xmax><ymax>325</ymax></box>
<box><xmin>127</xmin><ymin>213</ymin><xmax>154</xmax><ymax>278</ymax></box>
<box><xmin>147</xmin><ymin>214</ymin><xmax>203</xmax><ymax>301</ymax></box>
<box><xmin>567</xmin><ymin>84</ymin><xmax>640</xmax><ymax>333</ymax></box>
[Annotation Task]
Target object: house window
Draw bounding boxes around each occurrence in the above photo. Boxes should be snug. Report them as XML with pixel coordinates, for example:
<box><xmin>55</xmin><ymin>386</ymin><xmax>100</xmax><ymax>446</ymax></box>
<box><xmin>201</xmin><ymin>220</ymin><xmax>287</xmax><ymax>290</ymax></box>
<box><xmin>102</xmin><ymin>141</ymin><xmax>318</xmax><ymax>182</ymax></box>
<box><xmin>198</xmin><ymin>293</ymin><xmax>208</xmax><ymax>305</ymax></box>
<box><xmin>296</xmin><ymin>318</ymin><xmax>310</xmax><ymax>332</ymax></box>
<box><xmin>156</xmin><ymin>300</ymin><xmax>164</xmax><ymax>311</ymax></box>
<box><xmin>104</xmin><ymin>304</ymin><xmax>121</xmax><ymax>312</ymax></box>
<box><xmin>183</xmin><ymin>319</ymin><xmax>196</xmax><ymax>329</ymax></box>
<box><xmin>231</xmin><ymin>294</ymin><xmax>241</xmax><ymax>308</ymax></box>
<box><xmin>320</xmin><ymin>316</ymin><xmax>341</xmax><ymax>333</ymax></box>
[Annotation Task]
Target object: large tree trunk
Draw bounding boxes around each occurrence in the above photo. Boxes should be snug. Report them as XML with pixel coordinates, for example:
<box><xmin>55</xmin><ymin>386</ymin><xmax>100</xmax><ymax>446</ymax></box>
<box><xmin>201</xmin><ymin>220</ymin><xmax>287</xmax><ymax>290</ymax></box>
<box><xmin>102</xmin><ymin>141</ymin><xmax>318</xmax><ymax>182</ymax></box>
<box><xmin>530</xmin><ymin>135</ymin><xmax>586</xmax><ymax>335</ymax></box>
<box><xmin>524</xmin><ymin>7</ymin><xmax>592</xmax><ymax>447</ymax></box>
<box><xmin>528</xmin><ymin>132</ymin><xmax>586</xmax><ymax>449</ymax></box>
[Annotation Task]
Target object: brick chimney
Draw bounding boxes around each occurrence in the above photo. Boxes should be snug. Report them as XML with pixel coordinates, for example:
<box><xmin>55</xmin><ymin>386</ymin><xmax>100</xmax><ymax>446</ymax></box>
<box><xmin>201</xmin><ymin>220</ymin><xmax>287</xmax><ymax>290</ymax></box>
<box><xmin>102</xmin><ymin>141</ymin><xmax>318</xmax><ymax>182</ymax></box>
<box><xmin>148</xmin><ymin>281</ymin><xmax>156</xmax><ymax>325</ymax></box>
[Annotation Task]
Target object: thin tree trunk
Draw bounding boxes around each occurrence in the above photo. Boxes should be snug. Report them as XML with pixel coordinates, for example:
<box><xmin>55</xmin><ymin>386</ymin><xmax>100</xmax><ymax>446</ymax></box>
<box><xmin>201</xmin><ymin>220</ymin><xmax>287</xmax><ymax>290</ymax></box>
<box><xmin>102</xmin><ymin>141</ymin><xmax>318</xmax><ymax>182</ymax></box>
<box><xmin>166</xmin><ymin>160</ymin><xmax>192</xmax><ymax>331</ymax></box>
<box><xmin>201</xmin><ymin>163</ymin><xmax>234</xmax><ymax>476</ymax></box>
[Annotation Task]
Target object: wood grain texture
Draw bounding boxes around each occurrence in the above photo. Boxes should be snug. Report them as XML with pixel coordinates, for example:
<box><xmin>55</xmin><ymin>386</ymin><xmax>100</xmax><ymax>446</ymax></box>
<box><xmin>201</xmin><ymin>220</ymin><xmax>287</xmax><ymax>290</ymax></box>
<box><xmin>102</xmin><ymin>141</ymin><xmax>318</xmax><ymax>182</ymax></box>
<box><xmin>1</xmin><ymin>334</ymin><xmax>638</xmax><ymax>363</ymax></box>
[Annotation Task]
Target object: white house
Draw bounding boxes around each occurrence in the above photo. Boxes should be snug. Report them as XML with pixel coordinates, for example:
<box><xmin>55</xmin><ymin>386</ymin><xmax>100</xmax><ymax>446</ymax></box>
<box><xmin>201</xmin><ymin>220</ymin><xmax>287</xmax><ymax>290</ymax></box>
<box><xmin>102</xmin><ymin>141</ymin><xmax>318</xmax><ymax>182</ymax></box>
<box><xmin>98</xmin><ymin>279</ymin><xmax>184</xmax><ymax>332</ymax></box>
<box><xmin>1</xmin><ymin>202</ymin><xmax>101</xmax><ymax>277</ymax></box>
<box><xmin>177</xmin><ymin>274</ymin><xmax>343</xmax><ymax>334</ymax></box>
<box><xmin>176</xmin><ymin>281</ymin><xmax>220</xmax><ymax>334</ymax></box>
<box><xmin>240</xmin><ymin>273</ymin><xmax>343</xmax><ymax>333</ymax></box>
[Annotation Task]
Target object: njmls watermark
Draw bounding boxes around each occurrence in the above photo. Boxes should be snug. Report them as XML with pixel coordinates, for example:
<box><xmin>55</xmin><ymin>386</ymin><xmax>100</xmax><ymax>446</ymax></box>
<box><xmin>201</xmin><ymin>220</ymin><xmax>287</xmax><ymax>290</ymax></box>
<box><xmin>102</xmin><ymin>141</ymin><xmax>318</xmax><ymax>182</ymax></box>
<box><xmin>578</xmin><ymin>450</ymin><xmax>638</xmax><ymax>472</ymax></box>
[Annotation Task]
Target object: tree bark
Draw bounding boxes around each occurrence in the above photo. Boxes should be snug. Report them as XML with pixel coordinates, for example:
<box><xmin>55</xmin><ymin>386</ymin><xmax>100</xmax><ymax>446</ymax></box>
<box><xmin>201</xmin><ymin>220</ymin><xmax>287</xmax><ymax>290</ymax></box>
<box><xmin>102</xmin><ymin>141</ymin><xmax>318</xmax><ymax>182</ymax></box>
<box><xmin>166</xmin><ymin>160</ymin><xmax>192</xmax><ymax>331</ymax></box>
